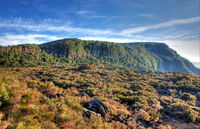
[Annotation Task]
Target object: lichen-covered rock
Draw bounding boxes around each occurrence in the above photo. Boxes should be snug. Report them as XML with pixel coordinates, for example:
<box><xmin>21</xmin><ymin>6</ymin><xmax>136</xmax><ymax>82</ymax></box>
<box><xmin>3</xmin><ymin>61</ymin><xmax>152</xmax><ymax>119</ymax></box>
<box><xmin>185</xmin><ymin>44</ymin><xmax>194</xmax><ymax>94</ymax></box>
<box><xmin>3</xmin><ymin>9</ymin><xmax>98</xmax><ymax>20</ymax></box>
<box><xmin>84</xmin><ymin>99</ymin><xmax>109</xmax><ymax>117</ymax></box>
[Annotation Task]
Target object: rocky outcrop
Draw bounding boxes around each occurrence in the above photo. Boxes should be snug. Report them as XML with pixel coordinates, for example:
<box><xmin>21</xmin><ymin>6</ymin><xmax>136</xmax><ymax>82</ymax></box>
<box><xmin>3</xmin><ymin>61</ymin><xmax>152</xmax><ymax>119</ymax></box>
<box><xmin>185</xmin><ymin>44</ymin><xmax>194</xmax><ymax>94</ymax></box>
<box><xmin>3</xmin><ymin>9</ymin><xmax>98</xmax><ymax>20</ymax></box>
<box><xmin>83</xmin><ymin>99</ymin><xmax>109</xmax><ymax>117</ymax></box>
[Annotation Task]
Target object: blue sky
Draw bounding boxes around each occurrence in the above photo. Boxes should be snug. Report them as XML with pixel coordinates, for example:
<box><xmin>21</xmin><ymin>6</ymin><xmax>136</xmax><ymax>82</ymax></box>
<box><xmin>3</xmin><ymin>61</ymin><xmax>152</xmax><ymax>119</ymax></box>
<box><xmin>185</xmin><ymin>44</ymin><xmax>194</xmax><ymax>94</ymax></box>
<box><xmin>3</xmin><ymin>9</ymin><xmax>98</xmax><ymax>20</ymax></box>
<box><xmin>0</xmin><ymin>0</ymin><xmax>199</xmax><ymax>63</ymax></box>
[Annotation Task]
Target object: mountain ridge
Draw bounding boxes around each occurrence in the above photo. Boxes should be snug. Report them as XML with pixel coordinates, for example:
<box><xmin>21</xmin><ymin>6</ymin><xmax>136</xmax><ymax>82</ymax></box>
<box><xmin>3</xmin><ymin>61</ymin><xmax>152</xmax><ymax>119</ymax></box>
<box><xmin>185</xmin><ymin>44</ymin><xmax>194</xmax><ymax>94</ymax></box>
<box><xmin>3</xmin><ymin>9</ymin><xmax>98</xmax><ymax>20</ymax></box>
<box><xmin>123</xmin><ymin>42</ymin><xmax>200</xmax><ymax>75</ymax></box>
<box><xmin>0</xmin><ymin>38</ymin><xmax>199</xmax><ymax>75</ymax></box>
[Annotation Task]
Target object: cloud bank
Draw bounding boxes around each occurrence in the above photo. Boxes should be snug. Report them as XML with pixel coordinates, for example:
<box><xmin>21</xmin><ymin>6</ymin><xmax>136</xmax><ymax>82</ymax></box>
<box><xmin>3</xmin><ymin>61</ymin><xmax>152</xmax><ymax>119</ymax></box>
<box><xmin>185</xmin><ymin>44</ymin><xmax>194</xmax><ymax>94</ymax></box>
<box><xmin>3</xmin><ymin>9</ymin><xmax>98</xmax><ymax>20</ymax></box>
<box><xmin>0</xmin><ymin>17</ymin><xmax>199</xmax><ymax>37</ymax></box>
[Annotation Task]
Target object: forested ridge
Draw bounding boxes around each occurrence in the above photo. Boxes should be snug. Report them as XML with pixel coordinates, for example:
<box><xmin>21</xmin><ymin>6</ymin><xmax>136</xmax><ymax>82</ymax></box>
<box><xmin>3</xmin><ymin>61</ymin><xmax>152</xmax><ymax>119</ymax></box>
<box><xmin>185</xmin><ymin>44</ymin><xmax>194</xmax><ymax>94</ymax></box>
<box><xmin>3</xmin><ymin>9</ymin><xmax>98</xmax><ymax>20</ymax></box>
<box><xmin>0</xmin><ymin>38</ymin><xmax>199</xmax><ymax>75</ymax></box>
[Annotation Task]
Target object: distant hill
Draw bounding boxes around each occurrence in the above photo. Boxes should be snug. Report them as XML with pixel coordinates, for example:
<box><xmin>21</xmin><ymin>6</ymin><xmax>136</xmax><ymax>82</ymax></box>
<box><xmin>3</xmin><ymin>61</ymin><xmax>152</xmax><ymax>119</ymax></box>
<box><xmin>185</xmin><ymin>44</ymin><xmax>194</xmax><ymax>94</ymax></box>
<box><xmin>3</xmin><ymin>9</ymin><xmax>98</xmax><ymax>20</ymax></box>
<box><xmin>0</xmin><ymin>38</ymin><xmax>199</xmax><ymax>75</ymax></box>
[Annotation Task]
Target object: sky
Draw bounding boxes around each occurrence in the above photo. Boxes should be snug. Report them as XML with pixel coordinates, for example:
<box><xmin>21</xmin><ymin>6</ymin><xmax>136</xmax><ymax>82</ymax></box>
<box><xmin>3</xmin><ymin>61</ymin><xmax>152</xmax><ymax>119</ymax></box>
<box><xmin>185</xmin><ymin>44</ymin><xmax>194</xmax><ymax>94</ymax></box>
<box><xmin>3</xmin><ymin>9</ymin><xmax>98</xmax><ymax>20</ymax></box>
<box><xmin>0</xmin><ymin>0</ymin><xmax>199</xmax><ymax>63</ymax></box>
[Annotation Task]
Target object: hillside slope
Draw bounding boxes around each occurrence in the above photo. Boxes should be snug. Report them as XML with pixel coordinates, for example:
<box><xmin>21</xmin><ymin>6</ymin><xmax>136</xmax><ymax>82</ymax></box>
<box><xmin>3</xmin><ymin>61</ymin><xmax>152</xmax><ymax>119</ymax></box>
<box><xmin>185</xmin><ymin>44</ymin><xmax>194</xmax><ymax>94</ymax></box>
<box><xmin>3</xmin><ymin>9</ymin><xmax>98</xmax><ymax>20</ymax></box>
<box><xmin>0</xmin><ymin>38</ymin><xmax>199</xmax><ymax>75</ymax></box>
<box><xmin>40</xmin><ymin>39</ymin><xmax>159</xmax><ymax>70</ymax></box>
<box><xmin>0</xmin><ymin>65</ymin><xmax>199</xmax><ymax>128</ymax></box>
<box><xmin>123</xmin><ymin>43</ymin><xmax>200</xmax><ymax>75</ymax></box>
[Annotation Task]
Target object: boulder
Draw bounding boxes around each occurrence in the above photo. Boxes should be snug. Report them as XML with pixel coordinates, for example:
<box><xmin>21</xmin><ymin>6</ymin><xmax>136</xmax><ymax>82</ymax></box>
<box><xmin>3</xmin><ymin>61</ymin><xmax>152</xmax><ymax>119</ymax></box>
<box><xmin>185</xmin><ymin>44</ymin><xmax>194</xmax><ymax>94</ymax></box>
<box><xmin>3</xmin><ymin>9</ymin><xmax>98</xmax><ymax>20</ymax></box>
<box><xmin>84</xmin><ymin>99</ymin><xmax>109</xmax><ymax>117</ymax></box>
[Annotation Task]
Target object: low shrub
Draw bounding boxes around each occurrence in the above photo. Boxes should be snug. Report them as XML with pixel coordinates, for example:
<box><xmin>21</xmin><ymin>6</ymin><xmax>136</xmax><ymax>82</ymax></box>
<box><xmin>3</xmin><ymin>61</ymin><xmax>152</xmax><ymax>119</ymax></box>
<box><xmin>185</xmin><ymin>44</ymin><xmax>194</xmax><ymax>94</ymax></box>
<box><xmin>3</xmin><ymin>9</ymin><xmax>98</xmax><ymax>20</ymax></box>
<box><xmin>78</xmin><ymin>63</ymin><xmax>94</xmax><ymax>71</ymax></box>
<box><xmin>180</xmin><ymin>93</ymin><xmax>196</xmax><ymax>101</ymax></box>
<box><xmin>136</xmin><ymin>109</ymin><xmax>150</xmax><ymax>121</ymax></box>
<box><xmin>168</xmin><ymin>103</ymin><xmax>198</xmax><ymax>122</ymax></box>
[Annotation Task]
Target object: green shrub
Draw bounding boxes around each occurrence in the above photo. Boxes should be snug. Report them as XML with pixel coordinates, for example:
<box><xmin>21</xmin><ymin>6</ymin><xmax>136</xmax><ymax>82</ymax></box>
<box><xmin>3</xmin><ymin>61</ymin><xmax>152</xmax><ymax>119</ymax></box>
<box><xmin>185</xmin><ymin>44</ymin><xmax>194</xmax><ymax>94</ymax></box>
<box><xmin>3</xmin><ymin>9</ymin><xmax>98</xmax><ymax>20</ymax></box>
<box><xmin>18</xmin><ymin>106</ymin><xmax>37</xmax><ymax>116</ymax></box>
<box><xmin>78</xmin><ymin>63</ymin><xmax>94</xmax><ymax>71</ymax></box>
<box><xmin>184</xmin><ymin>110</ymin><xmax>198</xmax><ymax>122</ymax></box>
<box><xmin>14</xmin><ymin>116</ymin><xmax>41</xmax><ymax>129</ymax></box>
<box><xmin>20</xmin><ymin>94</ymin><xmax>32</xmax><ymax>104</ymax></box>
<box><xmin>39</xmin><ymin>112</ymin><xmax>55</xmax><ymax>121</ymax></box>
<box><xmin>169</xmin><ymin>103</ymin><xmax>190</xmax><ymax>112</ymax></box>
<box><xmin>168</xmin><ymin>103</ymin><xmax>198</xmax><ymax>122</ymax></box>
<box><xmin>136</xmin><ymin>109</ymin><xmax>150</xmax><ymax>121</ymax></box>
<box><xmin>0</xmin><ymin>84</ymin><xmax>10</xmax><ymax>110</ymax></box>
<box><xmin>196</xmin><ymin>92</ymin><xmax>200</xmax><ymax>100</ymax></box>
<box><xmin>181</xmin><ymin>93</ymin><xmax>196</xmax><ymax>101</ymax></box>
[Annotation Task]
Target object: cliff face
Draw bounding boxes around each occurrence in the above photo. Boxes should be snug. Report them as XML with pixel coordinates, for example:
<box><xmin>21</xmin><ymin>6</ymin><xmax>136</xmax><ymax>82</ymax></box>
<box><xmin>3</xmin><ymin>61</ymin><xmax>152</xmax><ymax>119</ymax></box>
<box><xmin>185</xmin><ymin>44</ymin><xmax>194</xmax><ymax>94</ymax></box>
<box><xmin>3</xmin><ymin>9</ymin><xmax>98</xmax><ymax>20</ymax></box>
<box><xmin>39</xmin><ymin>39</ymin><xmax>87</xmax><ymax>59</ymax></box>
<box><xmin>123</xmin><ymin>43</ymin><xmax>200</xmax><ymax>75</ymax></box>
<box><xmin>0</xmin><ymin>38</ymin><xmax>199</xmax><ymax>75</ymax></box>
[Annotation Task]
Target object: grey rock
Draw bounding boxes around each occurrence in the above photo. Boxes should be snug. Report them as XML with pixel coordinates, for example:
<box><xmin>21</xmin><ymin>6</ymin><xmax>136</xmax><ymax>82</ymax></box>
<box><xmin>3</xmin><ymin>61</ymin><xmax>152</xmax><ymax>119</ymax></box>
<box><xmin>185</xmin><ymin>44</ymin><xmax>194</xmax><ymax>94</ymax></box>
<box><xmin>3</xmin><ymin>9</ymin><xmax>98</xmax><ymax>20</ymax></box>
<box><xmin>84</xmin><ymin>98</ymin><xmax>109</xmax><ymax>117</ymax></box>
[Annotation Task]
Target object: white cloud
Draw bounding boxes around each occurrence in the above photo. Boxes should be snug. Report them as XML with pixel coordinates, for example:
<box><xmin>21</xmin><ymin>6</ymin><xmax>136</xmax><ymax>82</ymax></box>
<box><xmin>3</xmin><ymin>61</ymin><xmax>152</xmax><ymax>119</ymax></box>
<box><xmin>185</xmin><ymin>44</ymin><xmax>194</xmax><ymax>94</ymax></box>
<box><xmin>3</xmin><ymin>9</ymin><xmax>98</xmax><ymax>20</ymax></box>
<box><xmin>163</xmin><ymin>31</ymin><xmax>198</xmax><ymax>40</ymax></box>
<box><xmin>164</xmin><ymin>40</ymin><xmax>200</xmax><ymax>63</ymax></box>
<box><xmin>0</xmin><ymin>34</ymin><xmax>62</xmax><ymax>46</ymax></box>
<box><xmin>0</xmin><ymin>17</ymin><xmax>199</xmax><ymax>37</ymax></box>
<box><xmin>136</xmin><ymin>13</ymin><xmax>155</xmax><ymax>18</ymax></box>
<box><xmin>74</xmin><ymin>10</ymin><xmax>109</xmax><ymax>19</ymax></box>
<box><xmin>80</xmin><ymin>37</ymin><xmax>137</xmax><ymax>43</ymax></box>
<box><xmin>79</xmin><ymin>36</ymin><xmax>160</xmax><ymax>43</ymax></box>
<box><xmin>0</xmin><ymin>20</ymin><xmax>114</xmax><ymax>36</ymax></box>
<box><xmin>75</xmin><ymin>10</ymin><xmax>93</xmax><ymax>15</ymax></box>
<box><xmin>86</xmin><ymin>15</ymin><xmax>108</xmax><ymax>18</ymax></box>
<box><xmin>121</xmin><ymin>17</ymin><xmax>200</xmax><ymax>35</ymax></box>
